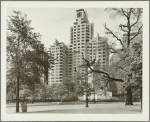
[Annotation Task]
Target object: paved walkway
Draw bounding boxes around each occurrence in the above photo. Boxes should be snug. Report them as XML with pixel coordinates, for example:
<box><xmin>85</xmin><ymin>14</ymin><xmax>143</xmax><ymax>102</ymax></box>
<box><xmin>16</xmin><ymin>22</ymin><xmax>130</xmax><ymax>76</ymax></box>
<box><xmin>6</xmin><ymin>102</ymin><xmax>141</xmax><ymax>114</ymax></box>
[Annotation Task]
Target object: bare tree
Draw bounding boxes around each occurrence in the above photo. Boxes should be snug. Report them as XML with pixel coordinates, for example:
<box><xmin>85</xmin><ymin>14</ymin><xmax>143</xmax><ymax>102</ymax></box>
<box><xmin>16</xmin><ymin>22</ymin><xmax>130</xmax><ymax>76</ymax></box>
<box><xmin>80</xmin><ymin>8</ymin><xmax>142</xmax><ymax>105</ymax></box>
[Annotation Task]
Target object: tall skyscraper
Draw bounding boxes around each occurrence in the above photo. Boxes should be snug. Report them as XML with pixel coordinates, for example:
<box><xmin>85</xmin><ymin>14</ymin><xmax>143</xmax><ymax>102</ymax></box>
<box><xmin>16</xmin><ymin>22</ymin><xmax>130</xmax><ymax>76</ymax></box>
<box><xmin>69</xmin><ymin>9</ymin><xmax>94</xmax><ymax>79</ymax></box>
<box><xmin>48</xmin><ymin>9</ymin><xmax>109</xmax><ymax>88</ymax></box>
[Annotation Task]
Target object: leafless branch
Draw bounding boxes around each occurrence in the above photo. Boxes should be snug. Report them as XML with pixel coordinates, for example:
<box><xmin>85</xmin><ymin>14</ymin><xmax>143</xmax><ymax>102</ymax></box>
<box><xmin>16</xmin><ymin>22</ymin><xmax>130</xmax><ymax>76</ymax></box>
<box><xmin>81</xmin><ymin>53</ymin><xmax>125</xmax><ymax>83</ymax></box>
<box><xmin>119</xmin><ymin>24</ymin><xmax>128</xmax><ymax>33</ymax></box>
<box><xmin>128</xmin><ymin>8</ymin><xmax>133</xmax><ymax>17</ymax></box>
<box><xmin>131</xmin><ymin>11</ymin><xmax>141</xmax><ymax>28</ymax></box>
<box><xmin>104</xmin><ymin>23</ymin><xmax>125</xmax><ymax>48</ymax></box>
<box><xmin>121</xmin><ymin>8</ymin><xmax>128</xmax><ymax>18</ymax></box>
<box><xmin>130</xmin><ymin>25</ymin><xmax>143</xmax><ymax>41</ymax></box>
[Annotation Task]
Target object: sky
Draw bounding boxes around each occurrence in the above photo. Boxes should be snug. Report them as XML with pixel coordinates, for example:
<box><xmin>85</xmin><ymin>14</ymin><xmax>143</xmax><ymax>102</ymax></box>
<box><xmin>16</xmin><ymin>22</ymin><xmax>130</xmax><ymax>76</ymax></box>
<box><xmin>7</xmin><ymin>8</ymin><xmax>125</xmax><ymax>49</ymax></box>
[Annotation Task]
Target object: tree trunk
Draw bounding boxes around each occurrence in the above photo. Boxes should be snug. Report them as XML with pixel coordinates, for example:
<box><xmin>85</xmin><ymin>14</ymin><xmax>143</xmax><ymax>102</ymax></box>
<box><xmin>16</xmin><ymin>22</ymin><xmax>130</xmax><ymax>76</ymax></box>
<box><xmin>32</xmin><ymin>90</ymin><xmax>34</xmax><ymax>104</ymax></box>
<box><xmin>94</xmin><ymin>89</ymin><xmax>96</xmax><ymax>103</ymax></box>
<box><xmin>16</xmin><ymin>76</ymin><xmax>20</xmax><ymax>112</ymax></box>
<box><xmin>125</xmin><ymin>86</ymin><xmax>133</xmax><ymax>105</ymax></box>
<box><xmin>44</xmin><ymin>92</ymin><xmax>46</xmax><ymax>102</ymax></box>
<box><xmin>85</xmin><ymin>94</ymin><xmax>89</xmax><ymax>107</ymax></box>
<box><xmin>61</xmin><ymin>98</ymin><xmax>63</xmax><ymax>103</ymax></box>
<box><xmin>93</xmin><ymin>94</ymin><xmax>96</xmax><ymax>103</ymax></box>
<box><xmin>12</xmin><ymin>94</ymin><xmax>13</xmax><ymax>101</ymax></box>
<box><xmin>60</xmin><ymin>93</ymin><xmax>63</xmax><ymax>103</ymax></box>
<box><xmin>68</xmin><ymin>91</ymin><xmax>70</xmax><ymax>101</ymax></box>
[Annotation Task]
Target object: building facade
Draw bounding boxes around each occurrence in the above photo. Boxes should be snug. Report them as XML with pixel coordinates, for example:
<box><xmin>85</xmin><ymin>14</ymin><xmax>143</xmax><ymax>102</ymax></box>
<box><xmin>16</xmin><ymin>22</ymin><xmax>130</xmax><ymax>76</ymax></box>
<box><xmin>48</xmin><ymin>9</ymin><xmax>109</xmax><ymax>88</ymax></box>
<box><xmin>69</xmin><ymin>9</ymin><xmax>94</xmax><ymax>79</ymax></box>
<box><xmin>48</xmin><ymin>40</ymin><xmax>69</xmax><ymax>85</ymax></box>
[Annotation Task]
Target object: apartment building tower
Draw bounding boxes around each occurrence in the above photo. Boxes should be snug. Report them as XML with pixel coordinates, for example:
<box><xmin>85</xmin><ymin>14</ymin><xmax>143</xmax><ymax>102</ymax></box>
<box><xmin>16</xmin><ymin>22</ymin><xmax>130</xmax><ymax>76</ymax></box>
<box><xmin>91</xmin><ymin>34</ymin><xmax>109</xmax><ymax>72</ymax></box>
<box><xmin>48</xmin><ymin>40</ymin><xmax>69</xmax><ymax>85</ymax></box>
<box><xmin>91</xmin><ymin>34</ymin><xmax>109</xmax><ymax>91</ymax></box>
<box><xmin>48</xmin><ymin>9</ymin><xmax>109</xmax><ymax>87</ymax></box>
<box><xmin>69</xmin><ymin>9</ymin><xmax>94</xmax><ymax>79</ymax></box>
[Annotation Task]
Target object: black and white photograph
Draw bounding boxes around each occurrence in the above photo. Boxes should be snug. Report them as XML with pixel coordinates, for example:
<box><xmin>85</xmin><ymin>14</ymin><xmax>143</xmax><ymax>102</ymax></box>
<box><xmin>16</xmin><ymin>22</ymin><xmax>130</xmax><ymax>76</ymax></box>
<box><xmin>1</xmin><ymin>1</ymin><xmax>149</xmax><ymax>121</ymax></box>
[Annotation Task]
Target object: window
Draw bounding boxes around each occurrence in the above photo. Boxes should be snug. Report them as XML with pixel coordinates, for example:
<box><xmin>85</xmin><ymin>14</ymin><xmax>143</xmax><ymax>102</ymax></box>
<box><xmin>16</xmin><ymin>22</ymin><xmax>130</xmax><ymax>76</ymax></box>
<box><xmin>77</xmin><ymin>12</ymin><xmax>82</xmax><ymax>17</ymax></box>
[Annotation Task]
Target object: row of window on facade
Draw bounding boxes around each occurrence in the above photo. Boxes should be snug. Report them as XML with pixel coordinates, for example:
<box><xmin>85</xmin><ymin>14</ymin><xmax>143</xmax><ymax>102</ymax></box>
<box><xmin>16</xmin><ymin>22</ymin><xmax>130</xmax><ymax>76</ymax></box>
<box><xmin>71</xmin><ymin>30</ymin><xmax>92</xmax><ymax>34</ymax></box>
<box><xmin>73</xmin><ymin>21</ymin><xmax>88</xmax><ymax>25</ymax></box>
<box><xmin>50</xmin><ymin>48</ymin><xmax>68</xmax><ymax>51</ymax></box>
<box><xmin>69</xmin><ymin>42</ymin><xmax>106</xmax><ymax>47</ymax></box>
<box><xmin>73</xmin><ymin>59</ymin><xmax>106</xmax><ymax>64</ymax></box>
<box><xmin>72</xmin><ymin>33</ymin><xmax>90</xmax><ymax>37</ymax></box>
<box><xmin>73</xmin><ymin>27</ymin><xmax>91</xmax><ymax>31</ymax></box>
<box><xmin>72</xmin><ymin>36</ymin><xmax>90</xmax><ymax>40</ymax></box>
<box><xmin>71</xmin><ymin>39</ymin><xmax>90</xmax><ymax>43</ymax></box>
<box><xmin>73</xmin><ymin>24</ymin><xmax>90</xmax><ymax>28</ymax></box>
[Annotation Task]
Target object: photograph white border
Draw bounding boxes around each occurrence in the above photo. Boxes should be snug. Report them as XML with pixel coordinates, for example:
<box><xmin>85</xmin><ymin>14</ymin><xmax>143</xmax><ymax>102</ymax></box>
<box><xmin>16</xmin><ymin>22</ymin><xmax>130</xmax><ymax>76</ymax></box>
<box><xmin>1</xmin><ymin>1</ymin><xmax>149</xmax><ymax>121</ymax></box>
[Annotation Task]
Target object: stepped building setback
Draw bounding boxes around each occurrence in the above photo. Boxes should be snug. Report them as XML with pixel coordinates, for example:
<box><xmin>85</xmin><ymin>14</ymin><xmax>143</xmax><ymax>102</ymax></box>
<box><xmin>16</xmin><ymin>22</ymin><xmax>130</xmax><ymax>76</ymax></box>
<box><xmin>48</xmin><ymin>40</ymin><xmax>69</xmax><ymax>85</ymax></box>
<box><xmin>48</xmin><ymin>9</ymin><xmax>109</xmax><ymax>87</ymax></box>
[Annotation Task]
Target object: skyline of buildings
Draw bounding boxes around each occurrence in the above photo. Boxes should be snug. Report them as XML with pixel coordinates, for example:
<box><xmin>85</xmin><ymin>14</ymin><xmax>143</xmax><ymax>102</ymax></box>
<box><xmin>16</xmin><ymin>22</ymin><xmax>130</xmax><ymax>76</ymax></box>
<box><xmin>48</xmin><ymin>9</ymin><xmax>109</xmax><ymax>86</ymax></box>
<box><xmin>6</xmin><ymin>7</ymin><xmax>144</xmax><ymax>104</ymax></box>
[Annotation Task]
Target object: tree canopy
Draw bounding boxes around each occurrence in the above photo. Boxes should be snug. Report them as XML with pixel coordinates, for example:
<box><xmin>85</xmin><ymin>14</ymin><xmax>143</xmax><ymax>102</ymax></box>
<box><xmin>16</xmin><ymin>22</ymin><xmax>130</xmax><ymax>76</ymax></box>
<box><xmin>7</xmin><ymin>11</ymin><xmax>54</xmax><ymax>111</ymax></box>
